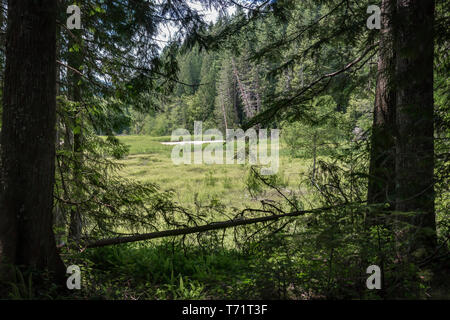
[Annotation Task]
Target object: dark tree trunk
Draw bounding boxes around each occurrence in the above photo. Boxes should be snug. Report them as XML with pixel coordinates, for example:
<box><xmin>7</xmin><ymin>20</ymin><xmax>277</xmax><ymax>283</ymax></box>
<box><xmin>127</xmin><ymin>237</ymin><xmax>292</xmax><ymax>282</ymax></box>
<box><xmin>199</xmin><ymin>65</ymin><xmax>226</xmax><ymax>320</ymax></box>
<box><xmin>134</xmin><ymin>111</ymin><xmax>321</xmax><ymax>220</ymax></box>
<box><xmin>0</xmin><ymin>0</ymin><xmax>65</xmax><ymax>286</ymax></box>
<box><xmin>394</xmin><ymin>0</ymin><xmax>437</xmax><ymax>255</ymax></box>
<box><xmin>367</xmin><ymin>0</ymin><xmax>397</xmax><ymax>212</ymax></box>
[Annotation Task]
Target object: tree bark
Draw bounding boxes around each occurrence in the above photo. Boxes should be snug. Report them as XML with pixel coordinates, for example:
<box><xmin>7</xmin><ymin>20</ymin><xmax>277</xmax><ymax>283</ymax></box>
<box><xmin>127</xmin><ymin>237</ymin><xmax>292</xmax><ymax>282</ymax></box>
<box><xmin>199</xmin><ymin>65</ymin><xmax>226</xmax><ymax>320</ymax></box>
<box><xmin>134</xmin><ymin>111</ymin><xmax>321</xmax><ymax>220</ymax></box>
<box><xmin>0</xmin><ymin>0</ymin><xmax>65</xmax><ymax>286</ymax></box>
<box><xmin>394</xmin><ymin>0</ymin><xmax>437</xmax><ymax>255</ymax></box>
<box><xmin>367</xmin><ymin>0</ymin><xmax>397</xmax><ymax>212</ymax></box>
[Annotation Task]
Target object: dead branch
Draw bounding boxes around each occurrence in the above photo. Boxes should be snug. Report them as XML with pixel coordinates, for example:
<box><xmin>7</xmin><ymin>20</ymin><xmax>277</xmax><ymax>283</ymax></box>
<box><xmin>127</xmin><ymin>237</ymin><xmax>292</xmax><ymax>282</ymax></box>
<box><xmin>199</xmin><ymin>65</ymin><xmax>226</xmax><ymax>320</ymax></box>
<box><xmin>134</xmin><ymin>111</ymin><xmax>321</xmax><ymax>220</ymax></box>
<box><xmin>83</xmin><ymin>204</ymin><xmax>356</xmax><ymax>248</ymax></box>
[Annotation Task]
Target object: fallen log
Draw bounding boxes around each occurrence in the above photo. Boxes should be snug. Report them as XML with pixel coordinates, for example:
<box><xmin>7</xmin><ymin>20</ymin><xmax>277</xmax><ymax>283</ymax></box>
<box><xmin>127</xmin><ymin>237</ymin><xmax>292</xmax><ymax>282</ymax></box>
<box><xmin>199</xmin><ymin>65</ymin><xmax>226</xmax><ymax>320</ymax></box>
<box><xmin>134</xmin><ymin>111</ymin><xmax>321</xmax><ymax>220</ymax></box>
<box><xmin>85</xmin><ymin>205</ymin><xmax>340</xmax><ymax>248</ymax></box>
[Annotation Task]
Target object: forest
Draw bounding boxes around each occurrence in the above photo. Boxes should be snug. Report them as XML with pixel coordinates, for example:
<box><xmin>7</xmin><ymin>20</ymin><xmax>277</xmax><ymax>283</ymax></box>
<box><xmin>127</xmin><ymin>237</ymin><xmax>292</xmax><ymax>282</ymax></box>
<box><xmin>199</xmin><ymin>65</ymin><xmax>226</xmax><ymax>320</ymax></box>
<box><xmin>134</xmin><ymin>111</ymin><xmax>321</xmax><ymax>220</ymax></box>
<box><xmin>0</xmin><ymin>0</ymin><xmax>448</xmax><ymax>301</ymax></box>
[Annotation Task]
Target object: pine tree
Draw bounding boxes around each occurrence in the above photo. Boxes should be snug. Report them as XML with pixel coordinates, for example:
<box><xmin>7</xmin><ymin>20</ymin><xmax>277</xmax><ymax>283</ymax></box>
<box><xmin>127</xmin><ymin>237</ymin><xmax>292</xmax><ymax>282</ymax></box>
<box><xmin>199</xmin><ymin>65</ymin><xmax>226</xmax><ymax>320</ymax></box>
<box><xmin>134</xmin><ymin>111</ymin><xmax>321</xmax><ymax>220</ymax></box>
<box><xmin>0</xmin><ymin>0</ymin><xmax>66</xmax><ymax>287</ymax></box>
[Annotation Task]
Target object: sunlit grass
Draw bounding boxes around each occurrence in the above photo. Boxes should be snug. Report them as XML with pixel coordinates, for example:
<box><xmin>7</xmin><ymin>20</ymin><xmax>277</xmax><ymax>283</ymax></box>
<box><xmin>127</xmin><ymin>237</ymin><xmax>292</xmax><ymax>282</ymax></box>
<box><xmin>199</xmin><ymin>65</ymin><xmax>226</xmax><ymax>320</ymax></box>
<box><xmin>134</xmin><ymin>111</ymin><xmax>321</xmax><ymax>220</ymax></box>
<box><xmin>115</xmin><ymin>135</ymin><xmax>312</xmax><ymax>211</ymax></box>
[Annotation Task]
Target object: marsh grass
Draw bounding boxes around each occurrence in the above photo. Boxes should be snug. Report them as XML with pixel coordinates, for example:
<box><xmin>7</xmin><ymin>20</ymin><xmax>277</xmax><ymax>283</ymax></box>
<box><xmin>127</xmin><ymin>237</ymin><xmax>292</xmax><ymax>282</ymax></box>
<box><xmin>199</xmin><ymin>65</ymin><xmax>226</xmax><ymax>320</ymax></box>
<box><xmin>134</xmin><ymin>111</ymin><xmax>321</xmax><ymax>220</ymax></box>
<box><xmin>114</xmin><ymin>135</ymin><xmax>311</xmax><ymax>210</ymax></box>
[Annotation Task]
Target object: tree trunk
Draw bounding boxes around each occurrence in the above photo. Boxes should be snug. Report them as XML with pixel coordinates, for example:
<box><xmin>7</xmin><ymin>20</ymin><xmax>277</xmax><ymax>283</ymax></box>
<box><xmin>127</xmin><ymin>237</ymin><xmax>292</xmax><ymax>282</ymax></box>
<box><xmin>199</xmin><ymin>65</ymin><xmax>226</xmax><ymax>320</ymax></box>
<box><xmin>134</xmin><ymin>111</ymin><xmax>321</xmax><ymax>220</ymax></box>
<box><xmin>220</xmin><ymin>97</ymin><xmax>228</xmax><ymax>131</ymax></box>
<box><xmin>367</xmin><ymin>0</ymin><xmax>396</xmax><ymax>213</ymax></box>
<box><xmin>394</xmin><ymin>0</ymin><xmax>437</xmax><ymax>256</ymax></box>
<box><xmin>0</xmin><ymin>0</ymin><xmax>65</xmax><ymax>286</ymax></box>
<box><xmin>232</xmin><ymin>57</ymin><xmax>254</xmax><ymax>119</ymax></box>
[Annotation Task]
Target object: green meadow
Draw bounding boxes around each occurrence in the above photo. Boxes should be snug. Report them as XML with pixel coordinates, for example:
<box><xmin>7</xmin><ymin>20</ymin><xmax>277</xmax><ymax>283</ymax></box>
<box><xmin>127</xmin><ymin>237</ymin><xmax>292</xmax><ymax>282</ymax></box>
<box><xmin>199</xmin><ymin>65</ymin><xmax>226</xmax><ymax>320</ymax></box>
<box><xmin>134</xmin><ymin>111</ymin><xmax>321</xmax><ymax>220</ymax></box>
<box><xmin>115</xmin><ymin>135</ymin><xmax>311</xmax><ymax>210</ymax></box>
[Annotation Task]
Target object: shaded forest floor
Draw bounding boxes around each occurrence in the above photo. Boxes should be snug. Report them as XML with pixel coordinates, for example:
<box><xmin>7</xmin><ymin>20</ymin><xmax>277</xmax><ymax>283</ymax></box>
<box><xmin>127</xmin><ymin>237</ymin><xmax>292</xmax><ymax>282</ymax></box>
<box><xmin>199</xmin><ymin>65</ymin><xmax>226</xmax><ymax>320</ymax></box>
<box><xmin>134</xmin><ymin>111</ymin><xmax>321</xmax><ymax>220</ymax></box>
<box><xmin>59</xmin><ymin>239</ymin><xmax>449</xmax><ymax>300</ymax></box>
<box><xmin>9</xmin><ymin>135</ymin><xmax>447</xmax><ymax>300</ymax></box>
